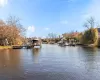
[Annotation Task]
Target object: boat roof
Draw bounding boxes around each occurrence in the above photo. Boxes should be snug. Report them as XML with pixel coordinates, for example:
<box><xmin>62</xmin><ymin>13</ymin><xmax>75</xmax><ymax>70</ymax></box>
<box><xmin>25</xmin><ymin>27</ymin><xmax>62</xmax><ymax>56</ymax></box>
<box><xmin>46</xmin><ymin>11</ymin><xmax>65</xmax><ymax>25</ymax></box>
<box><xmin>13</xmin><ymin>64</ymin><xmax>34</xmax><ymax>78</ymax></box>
<box><xmin>32</xmin><ymin>39</ymin><xmax>39</xmax><ymax>41</ymax></box>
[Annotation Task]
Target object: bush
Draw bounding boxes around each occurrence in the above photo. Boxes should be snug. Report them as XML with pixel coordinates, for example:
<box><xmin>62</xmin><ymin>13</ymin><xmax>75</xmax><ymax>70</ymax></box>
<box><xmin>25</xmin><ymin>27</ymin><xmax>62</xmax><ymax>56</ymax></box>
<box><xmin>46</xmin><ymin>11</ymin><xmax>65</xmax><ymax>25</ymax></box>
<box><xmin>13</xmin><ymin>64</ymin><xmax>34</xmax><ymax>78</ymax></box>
<box><xmin>82</xmin><ymin>28</ymin><xmax>98</xmax><ymax>46</ymax></box>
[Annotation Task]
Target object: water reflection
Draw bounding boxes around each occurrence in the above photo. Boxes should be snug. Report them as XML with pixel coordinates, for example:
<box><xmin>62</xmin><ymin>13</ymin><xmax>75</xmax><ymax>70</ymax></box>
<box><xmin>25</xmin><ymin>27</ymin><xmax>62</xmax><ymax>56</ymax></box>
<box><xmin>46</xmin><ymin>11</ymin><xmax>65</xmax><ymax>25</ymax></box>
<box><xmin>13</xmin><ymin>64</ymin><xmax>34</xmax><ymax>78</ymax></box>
<box><xmin>0</xmin><ymin>49</ymin><xmax>21</xmax><ymax>68</ymax></box>
<box><xmin>0</xmin><ymin>45</ymin><xmax>100</xmax><ymax>80</ymax></box>
<box><xmin>79</xmin><ymin>47</ymin><xmax>98</xmax><ymax>72</ymax></box>
<box><xmin>31</xmin><ymin>48</ymin><xmax>40</xmax><ymax>63</ymax></box>
<box><xmin>0</xmin><ymin>49</ymin><xmax>24</xmax><ymax>79</ymax></box>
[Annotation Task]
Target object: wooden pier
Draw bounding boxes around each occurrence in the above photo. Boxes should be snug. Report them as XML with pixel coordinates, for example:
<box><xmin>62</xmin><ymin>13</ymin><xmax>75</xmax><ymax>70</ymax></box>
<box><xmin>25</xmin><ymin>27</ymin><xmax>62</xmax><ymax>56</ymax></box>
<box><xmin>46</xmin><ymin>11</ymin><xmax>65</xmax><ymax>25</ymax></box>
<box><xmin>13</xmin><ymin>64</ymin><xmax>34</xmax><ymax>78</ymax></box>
<box><xmin>12</xmin><ymin>45</ymin><xmax>32</xmax><ymax>49</ymax></box>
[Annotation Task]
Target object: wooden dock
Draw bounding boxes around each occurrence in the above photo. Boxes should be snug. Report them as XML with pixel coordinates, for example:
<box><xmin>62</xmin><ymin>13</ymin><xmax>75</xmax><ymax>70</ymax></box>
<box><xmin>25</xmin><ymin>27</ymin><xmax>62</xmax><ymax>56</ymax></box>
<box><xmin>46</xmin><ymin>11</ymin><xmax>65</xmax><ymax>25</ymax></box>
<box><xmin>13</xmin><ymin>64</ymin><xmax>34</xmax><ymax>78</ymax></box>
<box><xmin>12</xmin><ymin>45</ymin><xmax>32</xmax><ymax>49</ymax></box>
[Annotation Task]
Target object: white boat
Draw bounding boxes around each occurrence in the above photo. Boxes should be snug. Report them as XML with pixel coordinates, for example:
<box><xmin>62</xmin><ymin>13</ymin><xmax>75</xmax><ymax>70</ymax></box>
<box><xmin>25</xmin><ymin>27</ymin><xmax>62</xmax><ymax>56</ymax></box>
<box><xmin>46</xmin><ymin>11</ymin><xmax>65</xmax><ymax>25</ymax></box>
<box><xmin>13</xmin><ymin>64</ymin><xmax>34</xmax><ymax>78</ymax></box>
<box><xmin>64</xmin><ymin>42</ymin><xmax>69</xmax><ymax>46</ymax></box>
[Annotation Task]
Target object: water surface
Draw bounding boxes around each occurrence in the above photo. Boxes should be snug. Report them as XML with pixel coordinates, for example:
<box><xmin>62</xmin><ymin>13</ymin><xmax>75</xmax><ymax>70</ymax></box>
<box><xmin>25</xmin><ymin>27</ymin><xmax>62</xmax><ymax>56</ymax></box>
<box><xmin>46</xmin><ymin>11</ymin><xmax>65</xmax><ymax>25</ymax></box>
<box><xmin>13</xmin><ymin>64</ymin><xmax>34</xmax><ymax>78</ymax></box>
<box><xmin>0</xmin><ymin>44</ymin><xmax>100</xmax><ymax>80</ymax></box>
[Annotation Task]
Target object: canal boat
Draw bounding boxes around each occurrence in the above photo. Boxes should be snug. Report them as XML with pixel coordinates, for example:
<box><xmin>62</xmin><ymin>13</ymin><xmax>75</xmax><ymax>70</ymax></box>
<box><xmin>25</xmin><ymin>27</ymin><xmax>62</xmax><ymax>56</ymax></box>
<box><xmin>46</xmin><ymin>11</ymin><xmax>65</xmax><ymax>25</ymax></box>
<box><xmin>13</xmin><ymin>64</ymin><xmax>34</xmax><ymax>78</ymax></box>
<box><xmin>58</xmin><ymin>41</ymin><xmax>69</xmax><ymax>46</ymax></box>
<box><xmin>31</xmin><ymin>39</ymin><xmax>41</xmax><ymax>48</ymax></box>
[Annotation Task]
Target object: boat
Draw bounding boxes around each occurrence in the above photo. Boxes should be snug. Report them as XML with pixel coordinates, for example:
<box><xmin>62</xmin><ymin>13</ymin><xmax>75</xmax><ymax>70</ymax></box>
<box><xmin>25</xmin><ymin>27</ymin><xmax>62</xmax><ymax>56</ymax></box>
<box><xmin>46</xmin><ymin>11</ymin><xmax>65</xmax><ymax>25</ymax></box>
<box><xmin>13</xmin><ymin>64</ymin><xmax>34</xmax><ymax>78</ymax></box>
<box><xmin>64</xmin><ymin>42</ymin><xmax>69</xmax><ymax>46</ymax></box>
<box><xmin>31</xmin><ymin>39</ymin><xmax>42</xmax><ymax>48</ymax></box>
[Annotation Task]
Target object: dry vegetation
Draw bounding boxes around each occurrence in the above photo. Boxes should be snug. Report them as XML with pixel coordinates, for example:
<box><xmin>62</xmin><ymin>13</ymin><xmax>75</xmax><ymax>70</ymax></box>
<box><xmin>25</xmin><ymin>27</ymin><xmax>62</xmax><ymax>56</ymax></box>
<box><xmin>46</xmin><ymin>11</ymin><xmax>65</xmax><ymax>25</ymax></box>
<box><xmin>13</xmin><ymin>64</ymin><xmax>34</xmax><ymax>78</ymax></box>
<box><xmin>0</xmin><ymin>16</ymin><xmax>25</xmax><ymax>46</ymax></box>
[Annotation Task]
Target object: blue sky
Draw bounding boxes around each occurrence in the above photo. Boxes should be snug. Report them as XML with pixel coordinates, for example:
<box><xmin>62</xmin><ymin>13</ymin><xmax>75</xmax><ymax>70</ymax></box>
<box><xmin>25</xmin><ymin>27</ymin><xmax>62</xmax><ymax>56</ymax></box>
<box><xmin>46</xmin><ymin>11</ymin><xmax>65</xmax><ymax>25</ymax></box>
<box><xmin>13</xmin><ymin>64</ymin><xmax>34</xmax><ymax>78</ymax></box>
<box><xmin>0</xmin><ymin>0</ymin><xmax>100</xmax><ymax>37</ymax></box>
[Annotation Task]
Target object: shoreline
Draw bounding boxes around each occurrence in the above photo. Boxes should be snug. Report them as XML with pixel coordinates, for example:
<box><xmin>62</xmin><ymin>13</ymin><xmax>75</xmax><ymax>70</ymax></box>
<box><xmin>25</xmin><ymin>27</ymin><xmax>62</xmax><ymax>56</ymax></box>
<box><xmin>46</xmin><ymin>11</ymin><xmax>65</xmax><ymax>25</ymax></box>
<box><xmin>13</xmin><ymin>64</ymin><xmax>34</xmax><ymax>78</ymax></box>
<box><xmin>0</xmin><ymin>46</ymin><xmax>12</xmax><ymax>49</ymax></box>
<box><xmin>0</xmin><ymin>44</ymin><xmax>99</xmax><ymax>49</ymax></box>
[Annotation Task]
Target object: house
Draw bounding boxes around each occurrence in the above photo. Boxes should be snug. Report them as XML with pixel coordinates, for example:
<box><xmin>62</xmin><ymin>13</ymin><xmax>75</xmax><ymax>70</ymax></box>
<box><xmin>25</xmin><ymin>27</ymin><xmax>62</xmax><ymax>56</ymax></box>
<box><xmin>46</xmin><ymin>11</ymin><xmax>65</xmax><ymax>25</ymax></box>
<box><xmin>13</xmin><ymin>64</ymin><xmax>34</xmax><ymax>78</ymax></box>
<box><xmin>62</xmin><ymin>31</ymin><xmax>79</xmax><ymax>38</ymax></box>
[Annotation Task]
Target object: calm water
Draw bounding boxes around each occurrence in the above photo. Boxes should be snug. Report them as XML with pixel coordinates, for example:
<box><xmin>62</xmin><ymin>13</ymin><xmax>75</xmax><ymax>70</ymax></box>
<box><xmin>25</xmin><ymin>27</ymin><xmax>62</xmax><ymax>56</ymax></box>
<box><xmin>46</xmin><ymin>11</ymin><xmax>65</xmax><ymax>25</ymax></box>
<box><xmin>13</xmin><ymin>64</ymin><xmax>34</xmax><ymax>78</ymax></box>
<box><xmin>0</xmin><ymin>44</ymin><xmax>100</xmax><ymax>80</ymax></box>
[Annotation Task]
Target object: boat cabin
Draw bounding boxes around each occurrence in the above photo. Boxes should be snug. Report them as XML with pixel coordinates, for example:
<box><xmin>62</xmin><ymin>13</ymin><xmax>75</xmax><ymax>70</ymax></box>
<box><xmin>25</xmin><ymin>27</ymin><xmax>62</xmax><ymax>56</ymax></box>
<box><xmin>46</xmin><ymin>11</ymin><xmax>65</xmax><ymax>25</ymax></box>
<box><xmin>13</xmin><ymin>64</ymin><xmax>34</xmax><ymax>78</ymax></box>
<box><xmin>31</xmin><ymin>39</ymin><xmax>41</xmax><ymax>46</ymax></box>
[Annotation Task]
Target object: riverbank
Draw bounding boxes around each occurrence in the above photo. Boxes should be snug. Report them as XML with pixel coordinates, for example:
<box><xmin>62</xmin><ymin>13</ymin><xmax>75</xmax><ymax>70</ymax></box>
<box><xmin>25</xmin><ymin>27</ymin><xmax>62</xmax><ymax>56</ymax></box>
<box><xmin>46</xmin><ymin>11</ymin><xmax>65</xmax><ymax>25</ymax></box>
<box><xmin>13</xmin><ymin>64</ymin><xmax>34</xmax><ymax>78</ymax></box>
<box><xmin>0</xmin><ymin>46</ymin><xmax>12</xmax><ymax>49</ymax></box>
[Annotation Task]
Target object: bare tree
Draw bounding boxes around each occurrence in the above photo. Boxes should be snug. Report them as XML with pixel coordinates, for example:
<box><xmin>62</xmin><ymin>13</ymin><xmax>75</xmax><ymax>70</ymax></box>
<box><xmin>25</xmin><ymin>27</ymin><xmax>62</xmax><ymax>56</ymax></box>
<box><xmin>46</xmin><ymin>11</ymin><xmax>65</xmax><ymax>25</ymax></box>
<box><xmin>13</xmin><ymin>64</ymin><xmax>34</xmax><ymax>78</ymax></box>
<box><xmin>6</xmin><ymin>16</ymin><xmax>26</xmax><ymax>36</ymax></box>
<box><xmin>84</xmin><ymin>17</ymin><xmax>95</xmax><ymax>29</ymax></box>
<box><xmin>0</xmin><ymin>16</ymin><xmax>25</xmax><ymax>45</ymax></box>
<box><xmin>48</xmin><ymin>33</ymin><xmax>57</xmax><ymax>39</ymax></box>
<box><xmin>87</xmin><ymin>17</ymin><xmax>95</xmax><ymax>28</ymax></box>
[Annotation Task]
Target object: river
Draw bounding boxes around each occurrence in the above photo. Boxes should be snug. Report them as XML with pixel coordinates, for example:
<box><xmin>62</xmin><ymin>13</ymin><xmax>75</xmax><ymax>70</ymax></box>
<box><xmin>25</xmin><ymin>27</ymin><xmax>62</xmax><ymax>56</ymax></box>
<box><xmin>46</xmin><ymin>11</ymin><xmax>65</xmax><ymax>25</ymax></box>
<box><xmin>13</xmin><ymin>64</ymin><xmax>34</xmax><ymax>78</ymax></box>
<box><xmin>0</xmin><ymin>44</ymin><xmax>100</xmax><ymax>80</ymax></box>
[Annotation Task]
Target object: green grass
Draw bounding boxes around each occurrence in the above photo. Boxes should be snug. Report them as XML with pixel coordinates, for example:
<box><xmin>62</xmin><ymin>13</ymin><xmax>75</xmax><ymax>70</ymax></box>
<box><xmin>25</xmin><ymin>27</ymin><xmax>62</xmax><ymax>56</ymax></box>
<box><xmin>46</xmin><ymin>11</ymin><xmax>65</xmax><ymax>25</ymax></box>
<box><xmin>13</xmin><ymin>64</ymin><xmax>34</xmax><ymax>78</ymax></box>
<box><xmin>0</xmin><ymin>46</ymin><xmax>12</xmax><ymax>49</ymax></box>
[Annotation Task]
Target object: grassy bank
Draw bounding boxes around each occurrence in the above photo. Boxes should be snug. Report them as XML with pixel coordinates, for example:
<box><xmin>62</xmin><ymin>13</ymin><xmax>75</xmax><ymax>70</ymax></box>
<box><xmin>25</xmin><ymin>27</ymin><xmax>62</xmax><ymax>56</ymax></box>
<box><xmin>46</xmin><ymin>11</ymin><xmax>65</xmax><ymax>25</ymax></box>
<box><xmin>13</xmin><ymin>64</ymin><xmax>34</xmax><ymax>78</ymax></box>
<box><xmin>0</xmin><ymin>46</ymin><xmax>12</xmax><ymax>49</ymax></box>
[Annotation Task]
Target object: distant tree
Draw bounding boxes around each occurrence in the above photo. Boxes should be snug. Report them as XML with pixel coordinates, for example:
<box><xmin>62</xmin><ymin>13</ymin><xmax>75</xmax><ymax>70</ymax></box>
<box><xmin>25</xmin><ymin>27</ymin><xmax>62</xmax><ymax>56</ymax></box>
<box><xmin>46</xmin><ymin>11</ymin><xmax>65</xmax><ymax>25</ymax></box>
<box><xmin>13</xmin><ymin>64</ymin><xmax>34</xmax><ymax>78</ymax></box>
<box><xmin>48</xmin><ymin>33</ymin><xmax>57</xmax><ymax>39</ymax></box>
<box><xmin>82</xmin><ymin>17</ymin><xmax>98</xmax><ymax>46</ymax></box>
<box><xmin>84</xmin><ymin>17</ymin><xmax>95</xmax><ymax>29</ymax></box>
<box><xmin>83</xmin><ymin>28</ymin><xmax>98</xmax><ymax>44</ymax></box>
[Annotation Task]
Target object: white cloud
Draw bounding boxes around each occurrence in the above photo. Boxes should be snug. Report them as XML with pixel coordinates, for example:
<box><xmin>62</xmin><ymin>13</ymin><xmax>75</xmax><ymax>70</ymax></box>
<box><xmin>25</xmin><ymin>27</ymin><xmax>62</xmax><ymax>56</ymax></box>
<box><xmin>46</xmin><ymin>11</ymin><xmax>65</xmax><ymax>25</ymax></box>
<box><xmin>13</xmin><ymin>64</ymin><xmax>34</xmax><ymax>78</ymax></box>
<box><xmin>26</xmin><ymin>26</ymin><xmax>35</xmax><ymax>37</ymax></box>
<box><xmin>60</xmin><ymin>20</ymin><xmax>68</xmax><ymax>25</ymax></box>
<box><xmin>27</xmin><ymin>26</ymin><xmax>35</xmax><ymax>32</ymax></box>
<box><xmin>0</xmin><ymin>0</ymin><xmax>8</xmax><ymax>7</ymax></box>
<box><xmin>44</xmin><ymin>27</ymin><xmax>49</xmax><ymax>31</ymax></box>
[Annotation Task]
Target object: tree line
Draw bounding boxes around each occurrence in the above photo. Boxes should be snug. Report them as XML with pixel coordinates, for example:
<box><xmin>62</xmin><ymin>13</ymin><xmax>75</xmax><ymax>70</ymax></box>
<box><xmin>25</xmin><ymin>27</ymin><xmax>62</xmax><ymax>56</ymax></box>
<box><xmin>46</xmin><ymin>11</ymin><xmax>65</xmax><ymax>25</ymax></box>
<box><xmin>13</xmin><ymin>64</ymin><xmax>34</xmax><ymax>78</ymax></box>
<box><xmin>63</xmin><ymin>17</ymin><xmax>100</xmax><ymax>47</ymax></box>
<box><xmin>43</xmin><ymin>17</ymin><xmax>100</xmax><ymax>47</ymax></box>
